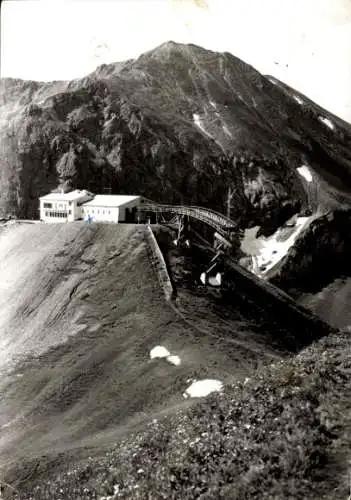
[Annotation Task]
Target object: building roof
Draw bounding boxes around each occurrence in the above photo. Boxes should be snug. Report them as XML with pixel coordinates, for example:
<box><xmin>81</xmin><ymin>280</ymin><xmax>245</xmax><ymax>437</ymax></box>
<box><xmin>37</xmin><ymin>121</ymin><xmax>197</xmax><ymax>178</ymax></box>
<box><xmin>39</xmin><ymin>189</ymin><xmax>94</xmax><ymax>201</ymax></box>
<box><xmin>82</xmin><ymin>195</ymin><xmax>141</xmax><ymax>208</ymax></box>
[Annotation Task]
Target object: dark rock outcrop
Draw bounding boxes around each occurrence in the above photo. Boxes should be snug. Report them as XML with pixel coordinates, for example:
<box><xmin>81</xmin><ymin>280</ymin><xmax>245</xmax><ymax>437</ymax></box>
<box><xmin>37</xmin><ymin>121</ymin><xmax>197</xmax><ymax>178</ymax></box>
<box><xmin>271</xmin><ymin>209</ymin><xmax>351</xmax><ymax>293</ymax></box>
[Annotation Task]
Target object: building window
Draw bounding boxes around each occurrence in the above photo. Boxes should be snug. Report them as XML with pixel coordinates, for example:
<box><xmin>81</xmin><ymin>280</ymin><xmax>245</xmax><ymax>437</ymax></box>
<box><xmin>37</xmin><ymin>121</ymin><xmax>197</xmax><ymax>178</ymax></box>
<box><xmin>43</xmin><ymin>202</ymin><xmax>52</xmax><ymax>208</ymax></box>
<box><xmin>108</xmin><ymin>210</ymin><xmax>110</xmax><ymax>214</ymax></box>
<box><xmin>46</xmin><ymin>211</ymin><xmax>68</xmax><ymax>218</ymax></box>
<box><xmin>69</xmin><ymin>210</ymin><xmax>72</xmax><ymax>215</ymax></box>
<box><xmin>92</xmin><ymin>210</ymin><xmax>94</xmax><ymax>214</ymax></box>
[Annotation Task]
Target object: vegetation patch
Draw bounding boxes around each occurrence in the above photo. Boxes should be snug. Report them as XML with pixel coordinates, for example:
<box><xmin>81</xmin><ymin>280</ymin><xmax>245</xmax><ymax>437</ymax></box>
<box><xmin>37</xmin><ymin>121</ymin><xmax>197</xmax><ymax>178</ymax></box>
<box><xmin>16</xmin><ymin>331</ymin><xmax>351</xmax><ymax>500</ymax></box>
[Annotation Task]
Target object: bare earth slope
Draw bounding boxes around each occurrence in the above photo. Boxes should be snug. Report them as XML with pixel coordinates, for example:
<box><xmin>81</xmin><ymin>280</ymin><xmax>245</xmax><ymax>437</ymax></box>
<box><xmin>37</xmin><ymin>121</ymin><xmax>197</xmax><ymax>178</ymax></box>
<box><xmin>0</xmin><ymin>221</ymin><xmax>292</xmax><ymax>492</ymax></box>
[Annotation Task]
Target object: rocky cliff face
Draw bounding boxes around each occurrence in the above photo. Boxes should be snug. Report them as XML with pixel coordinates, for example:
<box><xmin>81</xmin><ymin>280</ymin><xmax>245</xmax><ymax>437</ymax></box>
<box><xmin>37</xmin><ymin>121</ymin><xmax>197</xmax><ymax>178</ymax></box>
<box><xmin>271</xmin><ymin>209</ymin><xmax>351</xmax><ymax>293</ymax></box>
<box><xmin>267</xmin><ymin>208</ymin><xmax>351</xmax><ymax>328</ymax></box>
<box><xmin>1</xmin><ymin>42</ymin><xmax>351</xmax><ymax>227</ymax></box>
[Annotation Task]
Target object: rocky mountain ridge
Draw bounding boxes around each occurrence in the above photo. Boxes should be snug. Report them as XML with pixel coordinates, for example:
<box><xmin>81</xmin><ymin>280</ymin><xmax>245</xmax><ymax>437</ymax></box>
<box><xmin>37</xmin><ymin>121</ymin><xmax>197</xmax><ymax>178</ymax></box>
<box><xmin>1</xmin><ymin>42</ymin><xmax>351</xmax><ymax>228</ymax></box>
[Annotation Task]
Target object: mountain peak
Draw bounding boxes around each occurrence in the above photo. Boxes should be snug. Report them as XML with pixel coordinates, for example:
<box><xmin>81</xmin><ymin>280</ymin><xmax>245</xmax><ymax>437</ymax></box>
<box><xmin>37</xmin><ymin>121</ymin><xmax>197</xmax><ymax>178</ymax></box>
<box><xmin>1</xmin><ymin>40</ymin><xmax>351</xmax><ymax>224</ymax></box>
<box><xmin>139</xmin><ymin>40</ymin><xmax>216</xmax><ymax>61</ymax></box>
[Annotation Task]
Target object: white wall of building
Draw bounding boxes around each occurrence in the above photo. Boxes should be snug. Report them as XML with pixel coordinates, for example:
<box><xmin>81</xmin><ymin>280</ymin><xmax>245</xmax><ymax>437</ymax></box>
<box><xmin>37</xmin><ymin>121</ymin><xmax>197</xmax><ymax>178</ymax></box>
<box><xmin>40</xmin><ymin>199</ymin><xmax>71</xmax><ymax>223</ymax></box>
<box><xmin>39</xmin><ymin>191</ymin><xmax>94</xmax><ymax>223</ymax></box>
<box><xmin>40</xmin><ymin>192</ymin><xmax>145</xmax><ymax>224</ymax></box>
<box><xmin>82</xmin><ymin>196</ymin><xmax>145</xmax><ymax>223</ymax></box>
<box><xmin>82</xmin><ymin>206</ymin><xmax>119</xmax><ymax>223</ymax></box>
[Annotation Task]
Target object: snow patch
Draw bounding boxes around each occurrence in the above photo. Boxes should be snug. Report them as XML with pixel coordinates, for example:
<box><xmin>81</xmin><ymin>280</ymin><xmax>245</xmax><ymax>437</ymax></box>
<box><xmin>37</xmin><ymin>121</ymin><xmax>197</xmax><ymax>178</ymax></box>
<box><xmin>166</xmin><ymin>355</ymin><xmax>181</xmax><ymax>366</ymax></box>
<box><xmin>250</xmin><ymin>217</ymin><xmax>311</xmax><ymax>277</ymax></box>
<box><xmin>293</xmin><ymin>95</ymin><xmax>304</xmax><ymax>105</ymax></box>
<box><xmin>183</xmin><ymin>379</ymin><xmax>223</xmax><ymax>398</ymax></box>
<box><xmin>319</xmin><ymin>116</ymin><xmax>335</xmax><ymax>130</ymax></box>
<box><xmin>150</xmin><ymin>346</ymin><xmax>181</xmax><ymax>366</ymax></box>
<box><xmin>297</xmin><ymin>165</ymin><xmax>313</xmax><ymax>183</ymax></box>
<box><xmin>222</xmin><ymin>125</ymin><xmax>232</xmax><ymax>137</ymax></box>
<box><xmin>209</xmin><ymin>100</ymin><xmax>217</xmax><ymax>109</ymax></box>
<box><xmin>193</xmin><ymin>113</ymin><xmax>213</xmax><ymax>138</ymax></box>
<box><xmin>150</xmin><ymin>345</ymin><xmax>170</xmax><ymax>359</ymax></box>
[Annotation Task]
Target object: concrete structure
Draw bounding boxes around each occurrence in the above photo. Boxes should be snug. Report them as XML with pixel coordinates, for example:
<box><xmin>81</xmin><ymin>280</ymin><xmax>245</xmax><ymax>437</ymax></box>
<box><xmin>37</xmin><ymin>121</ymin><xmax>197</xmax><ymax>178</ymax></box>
<box><xmin>39</xmin><ymin>190</ymin><xmax>94</xmax><ymax>223</ymax></box>
<box><xmin>82</xmin><ymin>195</ymin><xmax>146</xmax><ymax>223</ymax></box>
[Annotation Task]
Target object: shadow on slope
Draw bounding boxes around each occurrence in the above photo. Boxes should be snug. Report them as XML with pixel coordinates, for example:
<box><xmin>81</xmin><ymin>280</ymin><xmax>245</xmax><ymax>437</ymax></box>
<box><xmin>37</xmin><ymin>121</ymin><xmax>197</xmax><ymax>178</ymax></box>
<box><xmin>154</xmin><ymin>225</ymin><xmax>334</xmax><ymax>353</ymax></box>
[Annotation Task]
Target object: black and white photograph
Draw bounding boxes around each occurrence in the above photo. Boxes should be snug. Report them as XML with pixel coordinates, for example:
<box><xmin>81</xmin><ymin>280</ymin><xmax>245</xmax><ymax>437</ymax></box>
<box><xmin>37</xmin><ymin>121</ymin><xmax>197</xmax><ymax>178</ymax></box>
<box><xmin>0</xmin><ymin>0</ymin><xmax>351</xmax><ymax>498</ymax></box>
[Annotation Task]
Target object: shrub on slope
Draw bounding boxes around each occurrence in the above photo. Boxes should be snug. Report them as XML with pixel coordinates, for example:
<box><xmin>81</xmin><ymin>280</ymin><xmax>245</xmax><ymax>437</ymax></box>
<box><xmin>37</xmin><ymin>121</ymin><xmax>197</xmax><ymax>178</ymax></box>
<box><xmin>19</xmin><ymin>331</ymin><xmax>351</xmax><ymax>500</ymax></box>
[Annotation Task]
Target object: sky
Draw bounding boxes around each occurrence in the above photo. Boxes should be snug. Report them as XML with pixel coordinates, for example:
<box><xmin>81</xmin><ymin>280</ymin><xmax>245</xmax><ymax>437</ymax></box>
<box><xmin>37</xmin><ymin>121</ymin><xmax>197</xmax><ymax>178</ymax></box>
<box><xmin>1</xmin><ymin>0</ymin><xmax>351</xmax><ymax>122</ymax></box>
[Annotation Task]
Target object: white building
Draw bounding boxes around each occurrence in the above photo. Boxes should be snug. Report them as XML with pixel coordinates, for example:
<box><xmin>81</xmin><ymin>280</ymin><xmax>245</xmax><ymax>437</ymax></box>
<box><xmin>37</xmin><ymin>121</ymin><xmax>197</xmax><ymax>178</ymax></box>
<box><xmin>39</xmin><ymin>189</ymin><xmax>94</xmax><ymax>223</ymax></box>
<box><xmin>81</xmin><ymin>195</ymin><xmax>146</xmax><ymax>223</ymax></box>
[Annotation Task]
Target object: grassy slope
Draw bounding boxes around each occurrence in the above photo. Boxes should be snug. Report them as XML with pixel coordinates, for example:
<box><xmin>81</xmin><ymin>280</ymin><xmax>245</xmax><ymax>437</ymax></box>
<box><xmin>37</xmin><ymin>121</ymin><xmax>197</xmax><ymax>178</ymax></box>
<box><xmin>0</xmin><ymin>222</ymin><xmax>290</xmax><ymax>496</ymax></box>
<box><xmin>23</xmin><ymin>330</ymin><xmax>351</xmax><ymax>500</ymax></box>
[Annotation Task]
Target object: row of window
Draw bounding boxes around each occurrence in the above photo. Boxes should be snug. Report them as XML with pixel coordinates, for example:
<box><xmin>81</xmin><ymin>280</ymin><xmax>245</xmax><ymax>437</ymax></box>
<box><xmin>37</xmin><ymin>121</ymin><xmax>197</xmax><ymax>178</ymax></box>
<box><xmin>43</xmin><ymin>202</ymin><xmax>73</xmax><ymax>209</ymax></box>
<box><xmin>82</xmin><ymin>208</ymin><xmax>111</xmax><ymax>215</ymax></box>
<box><xmin>45</xmin><ymin>211</ymin><xmax>71</xmax><ymax>218</ymax></box>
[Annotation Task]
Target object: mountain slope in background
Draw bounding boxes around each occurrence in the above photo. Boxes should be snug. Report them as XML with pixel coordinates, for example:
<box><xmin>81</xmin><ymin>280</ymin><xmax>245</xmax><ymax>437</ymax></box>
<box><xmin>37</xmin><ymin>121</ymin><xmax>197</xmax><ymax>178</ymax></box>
<box><xmin>1</xmin><ymin>41</ymin><xmax>351</xmax><ymax>227</ymax></box>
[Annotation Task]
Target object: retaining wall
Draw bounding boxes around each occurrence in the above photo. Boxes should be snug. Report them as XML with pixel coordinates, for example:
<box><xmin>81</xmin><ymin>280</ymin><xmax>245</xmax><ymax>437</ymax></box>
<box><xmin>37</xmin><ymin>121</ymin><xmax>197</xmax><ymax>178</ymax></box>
<box><xmin>146</xmin><ymin>225</ymin><xmax>174</xmax><ymax>301</ymax></box>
